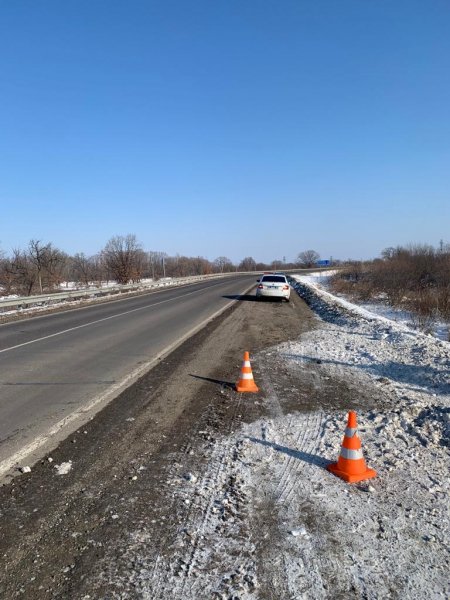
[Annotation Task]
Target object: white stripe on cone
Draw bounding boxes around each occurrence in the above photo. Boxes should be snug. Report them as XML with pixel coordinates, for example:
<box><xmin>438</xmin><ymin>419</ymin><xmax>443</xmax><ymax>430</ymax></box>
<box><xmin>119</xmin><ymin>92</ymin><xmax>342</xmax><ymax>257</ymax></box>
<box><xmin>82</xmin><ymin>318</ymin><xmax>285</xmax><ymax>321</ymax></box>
<box><xmin>345</xmin><ymin>427</ymin><xmax>357</xmax><ymax>437</ymax></box>
<box><xmin>340</xmin><ymin>447</ymin><xmax>363</xmax><ymax>460</ymax></box>
<box><xmin>241</xmin><ymin>373</ymin><xmax>254</xmax><ymax>380</ymax></box>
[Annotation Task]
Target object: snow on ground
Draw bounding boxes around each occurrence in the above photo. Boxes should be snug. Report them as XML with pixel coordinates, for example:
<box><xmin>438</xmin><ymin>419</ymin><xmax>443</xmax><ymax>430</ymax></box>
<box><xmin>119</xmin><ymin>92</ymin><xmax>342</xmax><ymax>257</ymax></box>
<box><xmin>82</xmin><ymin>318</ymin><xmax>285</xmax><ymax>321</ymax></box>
<box><xmin>238</xmin><ymin>287</ymin><xmax>446</xmax><ymax>597</ymax></box>
<box><xmin>0</xmin><ymin>277</ymin><xmax>196</xmax><ymax>319</ymax></box>
<box><xmin>251</xmin><ymin>276</ymin><xmax>448</xmax><ymax>597</ymax></box>
<box><xmin>105</xmin><ymin>276</ymin><xmax>449</xmax><ymax>598</ymax></box>
<box><xmin>297</xmin><ymin>270</ymin><xmax>450</xmax><ymax>341</ymax></box>
<box><xmin>57</xmin><ymin>278</ymin><xmax>161</xmax><ymax>291</ymax></box>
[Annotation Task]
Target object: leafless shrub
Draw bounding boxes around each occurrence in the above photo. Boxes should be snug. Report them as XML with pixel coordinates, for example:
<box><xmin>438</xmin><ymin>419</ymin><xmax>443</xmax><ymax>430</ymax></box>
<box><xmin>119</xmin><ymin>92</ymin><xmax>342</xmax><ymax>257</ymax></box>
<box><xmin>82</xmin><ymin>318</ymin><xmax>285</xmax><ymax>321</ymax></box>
<box><xmin>405</xmin><ymin>290</ymin><xmax>436</xmax><ymax>333</ymax></box>
<box><xmin>436</xmin><ymin>286</ymin><xmax>450</xmax><ymax>320</ymax></box>
<box><xmin>330</xmin><ymin>243</ymin><xmax>450</xmax><ymax>332</ymax></box>
<box><xmin>330</xmin><ymin>262</ymin><xmax>374</xmax><ymax>300</ymax></box>
<box><xmin>329</xmin><ymin>276</ymin><xmax>353</xmax><ymax>295</ymax></box>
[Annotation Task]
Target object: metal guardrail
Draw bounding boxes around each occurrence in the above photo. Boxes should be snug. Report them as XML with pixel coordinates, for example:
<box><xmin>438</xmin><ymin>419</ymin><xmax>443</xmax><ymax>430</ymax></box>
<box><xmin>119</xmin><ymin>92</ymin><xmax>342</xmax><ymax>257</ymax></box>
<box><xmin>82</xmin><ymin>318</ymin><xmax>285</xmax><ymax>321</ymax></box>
<box><xmin>0</xmin><ymin>272</ymin><xmax>238</xmax><ymax>311</ymax></box>
<box><xmin>0</xmin><ymin>267</ymin><xmax>333</xmax><ymax>312</ymax></box>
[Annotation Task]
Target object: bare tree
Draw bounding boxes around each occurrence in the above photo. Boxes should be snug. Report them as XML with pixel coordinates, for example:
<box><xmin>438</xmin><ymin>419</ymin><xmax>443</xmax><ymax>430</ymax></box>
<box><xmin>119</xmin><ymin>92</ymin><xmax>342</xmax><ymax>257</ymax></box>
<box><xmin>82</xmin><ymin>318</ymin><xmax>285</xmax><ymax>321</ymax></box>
<box><xmin>70</xmin><ymin>253</ymin><xmax>94</xmax><ymax>286</ymax></box>
<box><xmin>90</xmin><ymin>253</ymin><xmax>108</xmax><ymax>285</ymax></box>
<box><xmin>168</xmin><ymin>255</ymin><xmax>192</xmax><ymax>277</ymax></box>
<box><xmin>26</xmin><ymin>240</ymin><xmax>66</xmax><ymax>293</ymax></box>
<box><xmin>1</xmin><ymin>241</ymin><xmax>66</xmax><ymax>296</ymax></box>
<box><xmin>239</xmin><ymin>257</ymin><xmax>257</xmax><ymax>271</ymax></box>
<box><xmin>102</xmin><ymin>235</ymin><xmax>143</xmax><ymax>284</ymax></box>
<box><xmin>44</xmin><ymin>248</ymin><xmax>68</xmax><ymax>289</ymax></box>
<box><xmin>192</xmin><ymin>256</ymin><xmax>211</xmax><ymax>275</ymax></box>
<box><xmin>297</xmin><ymin>250</ymin><xmax>320</xmax><ymax>268</ymax></box>
<box><xmin>0</xmin><ymin>265</ymin><xmax>12</xmax><ymax>295</ymax></box>
<box><xmin>381</xmin><ymin>247</ymin><xmax>398</xmax><ymax>260</ymax></box>
<box><xmin>214</xmin><ymin>256</ymin><xmax>233</xmax><ymax>273</ymax></box>
<box><xmin>148</xmin><ymin>251</ymin><xmax>169</xmax><ymax>279</ymax></box>
<box><xmin>0</xmin><ymin>247</ymin><xmax>12</xmax><ymax>294</ymax></box>
<box><xmin>5</xmin><ymin>249</ymin><xmax>36</xmax><ymax>296</ymax></box>
<box><xmin>28</xmin><ymin>239</ymin><xmax>49</xmax><ymax>294</ymax></box>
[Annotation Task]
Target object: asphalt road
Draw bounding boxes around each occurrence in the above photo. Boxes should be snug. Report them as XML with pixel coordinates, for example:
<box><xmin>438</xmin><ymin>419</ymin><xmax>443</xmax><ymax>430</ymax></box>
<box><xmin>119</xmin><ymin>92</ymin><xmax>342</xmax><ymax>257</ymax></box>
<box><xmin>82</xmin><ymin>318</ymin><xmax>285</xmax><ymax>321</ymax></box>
<box><xmin>0</xmin><ymin>274</ymin><xmax>256</xmax><ymax>472</ymax></box>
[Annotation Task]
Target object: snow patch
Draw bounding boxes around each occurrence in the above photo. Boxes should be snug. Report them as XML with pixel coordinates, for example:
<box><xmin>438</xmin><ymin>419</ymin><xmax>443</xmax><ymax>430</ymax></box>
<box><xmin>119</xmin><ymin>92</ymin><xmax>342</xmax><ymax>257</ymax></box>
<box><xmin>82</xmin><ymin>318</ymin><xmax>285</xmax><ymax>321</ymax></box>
<box><xmin>55</xmin><ymin>461</ymin><xmax>72</xmax><ymax>475</ymax></box>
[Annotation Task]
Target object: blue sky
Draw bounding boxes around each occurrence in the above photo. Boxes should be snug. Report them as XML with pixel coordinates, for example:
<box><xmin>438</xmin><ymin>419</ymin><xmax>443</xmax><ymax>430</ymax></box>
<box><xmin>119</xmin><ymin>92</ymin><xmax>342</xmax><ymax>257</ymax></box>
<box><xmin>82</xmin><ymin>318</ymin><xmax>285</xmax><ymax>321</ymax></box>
<box><xmin>1</xmin><ymin>0</ymin><xmax>449</xmax><ymax>263</ymax></box>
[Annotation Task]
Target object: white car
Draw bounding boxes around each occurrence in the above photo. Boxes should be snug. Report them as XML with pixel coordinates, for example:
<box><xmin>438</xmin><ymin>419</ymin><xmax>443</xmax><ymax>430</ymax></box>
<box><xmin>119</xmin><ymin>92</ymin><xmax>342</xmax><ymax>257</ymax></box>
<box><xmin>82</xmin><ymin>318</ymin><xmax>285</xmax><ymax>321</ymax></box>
<box><xmin>256</xmin><ymin>273</ymin><xmax>291</xmax><ymax>302</ymax></box>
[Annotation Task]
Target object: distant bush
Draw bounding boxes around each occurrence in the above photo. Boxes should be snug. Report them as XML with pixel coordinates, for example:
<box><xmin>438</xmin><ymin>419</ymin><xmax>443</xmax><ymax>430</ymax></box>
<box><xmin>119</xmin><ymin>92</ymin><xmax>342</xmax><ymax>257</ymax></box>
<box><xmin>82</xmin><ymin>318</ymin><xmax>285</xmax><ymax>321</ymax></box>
<box><xmin>330</xmin><ymin>244</ymin><xmax>450</xmax><ymax>333</ymax></box>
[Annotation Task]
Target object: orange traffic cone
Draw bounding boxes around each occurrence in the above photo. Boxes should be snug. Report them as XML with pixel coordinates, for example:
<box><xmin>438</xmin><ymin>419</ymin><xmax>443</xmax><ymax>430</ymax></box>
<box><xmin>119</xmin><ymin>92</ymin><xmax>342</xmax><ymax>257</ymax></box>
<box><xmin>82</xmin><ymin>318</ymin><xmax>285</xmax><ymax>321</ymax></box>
<box><xmin>327</xmin><ymin>411</ymin><xmax>376</xmax><ymax>483</ymax></box>
<box><xmin>235</xmin><ymin>351</ymin><xmax>259</xmax><ymax>393</ymax></box>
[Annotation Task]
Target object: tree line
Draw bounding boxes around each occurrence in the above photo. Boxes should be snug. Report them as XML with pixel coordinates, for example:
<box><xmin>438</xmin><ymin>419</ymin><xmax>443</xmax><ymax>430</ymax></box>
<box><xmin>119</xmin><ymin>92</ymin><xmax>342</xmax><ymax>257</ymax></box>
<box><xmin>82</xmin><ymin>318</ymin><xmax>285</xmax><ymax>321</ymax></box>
<box><xmin>0</xmin><ymin>235</ymin><xmax>322</xmax><ymax>296</ymax></box>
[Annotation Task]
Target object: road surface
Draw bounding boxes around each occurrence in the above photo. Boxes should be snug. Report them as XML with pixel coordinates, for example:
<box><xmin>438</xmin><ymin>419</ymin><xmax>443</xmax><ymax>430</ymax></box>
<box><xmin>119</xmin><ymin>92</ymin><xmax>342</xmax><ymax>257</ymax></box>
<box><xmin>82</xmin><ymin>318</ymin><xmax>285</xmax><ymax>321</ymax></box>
<box><xmin>0</xmin><ymin>274</ymin><xmax>256</xmax><ymax>472</ymax></box>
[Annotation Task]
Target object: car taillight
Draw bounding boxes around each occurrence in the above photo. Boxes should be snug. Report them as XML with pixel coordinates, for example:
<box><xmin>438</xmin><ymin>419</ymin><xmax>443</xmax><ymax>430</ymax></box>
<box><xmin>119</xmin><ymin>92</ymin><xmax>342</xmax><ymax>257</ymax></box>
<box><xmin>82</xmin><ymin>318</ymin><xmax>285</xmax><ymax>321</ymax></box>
<box><xmin>283</xmin><ymin>285</ymin><xmax>289</xmax><ymax>290</ymax></box>
<box><xmin>257</xmin><ymin>284</ymin><xmax>263</xmax><ymax>289</ymax></box>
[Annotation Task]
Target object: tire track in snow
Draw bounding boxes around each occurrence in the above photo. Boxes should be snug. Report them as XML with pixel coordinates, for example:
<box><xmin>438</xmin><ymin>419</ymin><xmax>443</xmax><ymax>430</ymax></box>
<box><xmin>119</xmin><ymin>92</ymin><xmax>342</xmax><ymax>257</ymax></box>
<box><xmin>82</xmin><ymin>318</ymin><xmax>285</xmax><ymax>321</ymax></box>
<box><xmin>121</xmin><ymin>395</ymin><xmax>240</xmax><ymax>599</ymax></box>
<box><xmin>280</xmin><ymin>411</ymin><xmax>325</xmax><ymax>507</ymax></box>
<box><xmin>252</xmin><ymin>361</ymin><xmax>328</xmax><ymax>598</ymax></box>
<box><xmin>149</xmin><ymin>390</ymin><xmax>245</xmax><ymax>599</ymax></box>
<box><xmin>274</xmin><ymin>412</ymin><xmax>331</xmax><ymax>598</ymax></box>
<box><xmin>254</xmin><ymin>357</ymin><xmax>340</xmax><ymax>598</ymax></box>
<box><xmin>182</xmin><ymin>391</ymin><xmax>249</xmax><ymax>598</ymax></box>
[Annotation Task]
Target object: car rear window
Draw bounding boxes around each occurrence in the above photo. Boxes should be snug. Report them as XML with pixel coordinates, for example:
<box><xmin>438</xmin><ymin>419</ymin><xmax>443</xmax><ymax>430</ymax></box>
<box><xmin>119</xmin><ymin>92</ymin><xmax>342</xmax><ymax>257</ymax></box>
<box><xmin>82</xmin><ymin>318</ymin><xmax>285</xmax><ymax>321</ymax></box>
<box><xmin>261</xmin><ymin>276</ymin><xmax>286</xmax><ymax>283</ymax></box>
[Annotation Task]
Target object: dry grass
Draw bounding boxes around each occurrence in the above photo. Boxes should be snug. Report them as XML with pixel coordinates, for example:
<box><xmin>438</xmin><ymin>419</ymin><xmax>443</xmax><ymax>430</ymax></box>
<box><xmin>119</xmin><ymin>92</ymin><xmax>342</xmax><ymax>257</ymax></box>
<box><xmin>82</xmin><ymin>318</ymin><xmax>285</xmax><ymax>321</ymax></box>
<box><xmin>330</xmin><ymin>245</ymin><xmax>450</xmax><ymax>337</ymax></box>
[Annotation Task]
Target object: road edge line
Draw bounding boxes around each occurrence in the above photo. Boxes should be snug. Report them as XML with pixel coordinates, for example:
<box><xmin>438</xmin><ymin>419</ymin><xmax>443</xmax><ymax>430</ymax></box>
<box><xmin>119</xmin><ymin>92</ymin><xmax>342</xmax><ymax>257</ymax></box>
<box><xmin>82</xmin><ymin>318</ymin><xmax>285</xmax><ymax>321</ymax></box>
<box><xmin>0</xmin><ymin>283</ymin><xmax>255</xmax><ymax>478</ymax></box>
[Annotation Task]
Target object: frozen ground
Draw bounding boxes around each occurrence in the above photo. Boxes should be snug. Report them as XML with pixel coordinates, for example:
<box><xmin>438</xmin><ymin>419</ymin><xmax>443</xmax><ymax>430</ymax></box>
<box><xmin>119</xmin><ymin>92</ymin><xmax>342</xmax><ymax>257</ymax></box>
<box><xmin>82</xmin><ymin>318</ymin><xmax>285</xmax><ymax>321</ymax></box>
<box><xmin>88</xmin><ymin>276</ymin><xmax>449</xmax><ymax>599</ymax></box>
<box><xmin>298</xmin><ymin>270</ymin><xmax>450</xmax><ymax>341</ymax></box>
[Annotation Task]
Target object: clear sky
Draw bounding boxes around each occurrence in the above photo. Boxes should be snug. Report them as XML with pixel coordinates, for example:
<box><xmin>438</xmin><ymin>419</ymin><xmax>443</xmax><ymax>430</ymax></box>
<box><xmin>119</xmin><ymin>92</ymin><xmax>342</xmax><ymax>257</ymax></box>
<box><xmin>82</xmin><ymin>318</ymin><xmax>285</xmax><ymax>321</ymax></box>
<box><xmin>1</xmin><ymin>0</ymin><xmax>449</xmax><ymax>263</ymax></box>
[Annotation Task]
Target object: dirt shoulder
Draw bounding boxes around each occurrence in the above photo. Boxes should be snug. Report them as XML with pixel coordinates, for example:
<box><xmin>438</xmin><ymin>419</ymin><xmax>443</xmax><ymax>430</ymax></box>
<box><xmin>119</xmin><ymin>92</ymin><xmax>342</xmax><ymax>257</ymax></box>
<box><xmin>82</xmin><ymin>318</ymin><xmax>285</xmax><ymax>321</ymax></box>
<box><xmin>0</xmin><ymin>292</ymin><xmax>320</xmax><ymax>598</ymax></box>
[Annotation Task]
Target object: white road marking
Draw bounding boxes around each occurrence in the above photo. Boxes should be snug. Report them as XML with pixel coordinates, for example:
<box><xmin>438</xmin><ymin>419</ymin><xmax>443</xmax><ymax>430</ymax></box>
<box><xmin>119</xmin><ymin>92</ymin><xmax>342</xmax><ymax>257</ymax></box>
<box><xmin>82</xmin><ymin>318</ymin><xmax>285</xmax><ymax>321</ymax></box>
<box><xmin>0</xmin><ymin>283</ymin><xmax>254</xmax><ymax>478</ymax></box>
<box><xmin>0</xmin><ymin>280</ymin><xmax>227</xmax><ymax>355</ymax></box>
